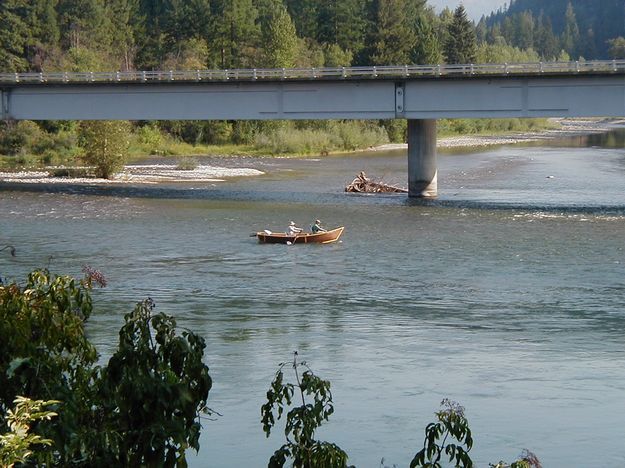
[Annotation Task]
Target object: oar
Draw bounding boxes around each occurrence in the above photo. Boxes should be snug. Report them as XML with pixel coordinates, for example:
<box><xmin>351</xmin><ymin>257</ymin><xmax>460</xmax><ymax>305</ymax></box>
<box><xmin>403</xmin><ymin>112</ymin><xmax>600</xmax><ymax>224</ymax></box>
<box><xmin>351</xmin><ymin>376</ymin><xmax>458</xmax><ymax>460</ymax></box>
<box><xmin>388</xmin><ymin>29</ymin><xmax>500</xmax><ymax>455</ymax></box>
<box><xmin>1</xmin><ymin>245</ymin><xmax>16</xmax><ymax>257</ymax></box>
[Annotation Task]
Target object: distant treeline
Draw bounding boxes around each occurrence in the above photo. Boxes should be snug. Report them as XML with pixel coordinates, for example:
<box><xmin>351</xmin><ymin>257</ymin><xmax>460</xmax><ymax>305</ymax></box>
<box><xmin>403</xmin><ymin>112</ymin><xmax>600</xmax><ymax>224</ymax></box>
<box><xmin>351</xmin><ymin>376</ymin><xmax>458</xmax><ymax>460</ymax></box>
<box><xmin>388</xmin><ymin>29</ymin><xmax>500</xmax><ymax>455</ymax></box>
<box><xmin>5</xmin><ymin>0</ymin><xmax>622</xmax><ymax>75</ymax></box>
<box><xmin>482</xmin><ymin>0</ymin><xmax>625</xmax><ymax>61</ymax></box>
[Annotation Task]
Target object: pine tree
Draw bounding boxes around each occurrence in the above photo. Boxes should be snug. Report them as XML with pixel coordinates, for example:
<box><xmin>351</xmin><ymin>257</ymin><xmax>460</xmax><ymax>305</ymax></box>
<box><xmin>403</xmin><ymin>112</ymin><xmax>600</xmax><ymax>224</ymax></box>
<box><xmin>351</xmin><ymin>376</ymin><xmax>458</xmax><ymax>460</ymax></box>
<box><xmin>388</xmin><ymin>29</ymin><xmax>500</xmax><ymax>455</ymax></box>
<box><xmin>264</xmin><ymin>6</ymin><xmax>299</xmax><ymax>68</ymax></box>
<box><xmin>561</xmin><ymin>2</ymin><xmax>580</xmax><ymax>58</ymax></box>
<box><xmin>26</xmin><ymin>0</ymin><xmax>60</xmax><ymax>71</ymax></box>
<box><xmin>413</xmin><ymin>11</ymin><xmax>443</xmax><ymax>65</ymax></box>
<box><xmin>534</xmin><ymin>14</ymin><xmax>559</xmax><ymax>60</ymax></box>
<box><xmin>516</xmin><ymin>11</ymin><xmax>535</xmax><ymax>50</ymax></box>
<box><xmin>365</xmin><ymin>0</ymin><xmax>417</xmax><ymax>65</ymax></box>
<box><xmin>317</xmin><ymin>0</ymin><xmax>368</xmax><ymax>59</ymax></box>
<box><xmin>210</xmin><ymin>0</ymin><xmax>260</xmax><ymax>68</ymax></box>
<box><xmin>108</xmin><ymin>0</ymin><xmax>141</xmax><ymax>70</ymax></box>
<box><xmin>0</xmin><ymin>0</ymin><xmax>30</xmax><ymax>72</ymax></box>
<box><xmin>285</xmin><ymin>0</ymin><xmax>318</xmax><ymax>39</ymax></box>
<box><xmin>444</xmin><ymin>5</ymin><xmax>477</xmax><ymax>64</ymax></box>
<box><xmin>255</xmin><ymin>0</ymin><xmax>285</xmax><ymax>34</ymax></box>
<box><xmin>57</xmin><ymin>0</ymin><xmax>111</xmax><ymax>51</ymax></box>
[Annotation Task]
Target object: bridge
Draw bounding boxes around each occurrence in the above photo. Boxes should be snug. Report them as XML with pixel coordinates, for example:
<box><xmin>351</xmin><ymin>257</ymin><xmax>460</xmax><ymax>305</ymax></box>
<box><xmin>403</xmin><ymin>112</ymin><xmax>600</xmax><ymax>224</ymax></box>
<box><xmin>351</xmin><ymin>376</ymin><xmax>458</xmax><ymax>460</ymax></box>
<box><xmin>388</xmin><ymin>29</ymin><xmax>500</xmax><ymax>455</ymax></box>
<box><xmin>2</xmin><ymin>60</ymin><xmax>625</xmax><ymax>197</ymax></box>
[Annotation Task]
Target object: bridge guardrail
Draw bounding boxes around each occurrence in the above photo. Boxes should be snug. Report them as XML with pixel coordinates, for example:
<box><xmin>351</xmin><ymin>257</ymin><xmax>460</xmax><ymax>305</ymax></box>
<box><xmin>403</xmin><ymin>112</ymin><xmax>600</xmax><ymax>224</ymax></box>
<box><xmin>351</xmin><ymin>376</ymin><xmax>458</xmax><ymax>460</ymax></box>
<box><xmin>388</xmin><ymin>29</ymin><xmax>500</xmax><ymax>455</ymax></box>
<box><xmin>1</xmin><ymin>60</ymin><xmax>625</xmax><ymax>84</ymax></box>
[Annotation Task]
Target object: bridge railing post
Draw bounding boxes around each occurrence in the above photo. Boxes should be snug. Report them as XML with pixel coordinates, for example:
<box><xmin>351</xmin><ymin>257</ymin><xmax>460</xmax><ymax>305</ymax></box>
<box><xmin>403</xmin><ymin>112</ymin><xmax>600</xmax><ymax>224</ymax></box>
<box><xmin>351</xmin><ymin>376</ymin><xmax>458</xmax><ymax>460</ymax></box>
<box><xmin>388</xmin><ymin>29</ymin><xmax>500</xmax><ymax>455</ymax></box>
<box><xmin>342</xmin><ymin>67</ymin><xmax>346</xmax><ymax>79</ymax></box>
<box><xmin>253</xmin><ymin>68</ymin><xmax>257</xmax><ymax>80</ymax></box>
<box><xmin>613</xmin><ymin>59</ymin><xmax>617</xmax><ymax>72</ymax></box>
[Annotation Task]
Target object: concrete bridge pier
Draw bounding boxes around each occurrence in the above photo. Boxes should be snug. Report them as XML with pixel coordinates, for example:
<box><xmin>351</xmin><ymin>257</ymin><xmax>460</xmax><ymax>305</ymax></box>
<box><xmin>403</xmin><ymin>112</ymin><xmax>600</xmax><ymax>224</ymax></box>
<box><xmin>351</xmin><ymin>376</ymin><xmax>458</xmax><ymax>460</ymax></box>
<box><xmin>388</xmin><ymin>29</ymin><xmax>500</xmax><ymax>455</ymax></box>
<box><xmin>407</xmin><ymin>119</ymin><xmax>437</xmax><ymax>198</ymax></box>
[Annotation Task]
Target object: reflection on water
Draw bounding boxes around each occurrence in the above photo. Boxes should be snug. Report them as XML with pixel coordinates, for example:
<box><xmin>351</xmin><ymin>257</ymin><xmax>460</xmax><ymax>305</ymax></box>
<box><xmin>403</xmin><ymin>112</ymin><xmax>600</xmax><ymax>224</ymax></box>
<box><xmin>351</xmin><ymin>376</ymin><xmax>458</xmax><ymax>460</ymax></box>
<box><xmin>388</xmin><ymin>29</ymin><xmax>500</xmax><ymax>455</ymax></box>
<box><xmin>1</xmin><ymin>129</ymin><xmax>625</xmax><ymax>467</ymax></box>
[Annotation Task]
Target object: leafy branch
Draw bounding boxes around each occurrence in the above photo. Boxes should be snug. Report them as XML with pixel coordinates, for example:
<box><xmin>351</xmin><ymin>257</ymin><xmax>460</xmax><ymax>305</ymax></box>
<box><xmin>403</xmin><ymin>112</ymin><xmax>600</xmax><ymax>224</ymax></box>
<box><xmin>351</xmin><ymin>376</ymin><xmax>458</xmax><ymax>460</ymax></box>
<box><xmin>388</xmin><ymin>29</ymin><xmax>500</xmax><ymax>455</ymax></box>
<box><xmin>411</xmin><ymin>399</ymin><xmax>474</xmax><ymax>468</ymax></box>
<box><xmin>261</xmin><ymin>351</ymin><xmax>351</xmax><ymax>468</ymax></box>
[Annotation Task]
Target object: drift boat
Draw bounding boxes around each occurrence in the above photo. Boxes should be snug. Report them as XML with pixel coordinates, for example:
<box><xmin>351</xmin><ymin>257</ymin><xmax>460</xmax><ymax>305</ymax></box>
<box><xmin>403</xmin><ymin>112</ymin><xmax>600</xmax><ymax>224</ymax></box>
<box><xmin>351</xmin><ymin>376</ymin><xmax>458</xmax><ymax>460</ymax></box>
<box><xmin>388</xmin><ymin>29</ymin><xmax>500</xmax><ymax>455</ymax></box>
<box><xmin>255</xmin><ymin>227</ymin><xmax>344</xmax><ymax>244</ymax></box>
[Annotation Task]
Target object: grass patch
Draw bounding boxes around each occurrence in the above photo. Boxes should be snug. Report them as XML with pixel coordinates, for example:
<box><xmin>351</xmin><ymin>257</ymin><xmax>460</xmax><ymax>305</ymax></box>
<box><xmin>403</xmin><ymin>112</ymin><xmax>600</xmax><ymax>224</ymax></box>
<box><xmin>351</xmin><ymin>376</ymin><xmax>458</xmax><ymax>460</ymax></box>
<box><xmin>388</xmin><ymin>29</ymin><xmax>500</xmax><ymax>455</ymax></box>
<box><xmin>253</xmin><ymin>121</ymin><xmax>388</xmax><ymax>155</ymax></box>
<box><xmin>438</xmin><ymin>118</ymin><xmax>558</xmax><ymax>138</ymax></box>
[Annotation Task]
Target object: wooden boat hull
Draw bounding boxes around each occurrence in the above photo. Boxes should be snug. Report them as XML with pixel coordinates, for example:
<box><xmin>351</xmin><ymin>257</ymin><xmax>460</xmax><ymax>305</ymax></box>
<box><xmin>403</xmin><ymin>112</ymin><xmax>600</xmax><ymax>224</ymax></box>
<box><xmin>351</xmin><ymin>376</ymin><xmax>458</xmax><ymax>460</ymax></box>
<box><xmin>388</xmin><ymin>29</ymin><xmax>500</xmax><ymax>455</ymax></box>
<box><xmin>256</xmin><ymin>227</ymin><xmax>344</xmax><ymax>244</ymax></box>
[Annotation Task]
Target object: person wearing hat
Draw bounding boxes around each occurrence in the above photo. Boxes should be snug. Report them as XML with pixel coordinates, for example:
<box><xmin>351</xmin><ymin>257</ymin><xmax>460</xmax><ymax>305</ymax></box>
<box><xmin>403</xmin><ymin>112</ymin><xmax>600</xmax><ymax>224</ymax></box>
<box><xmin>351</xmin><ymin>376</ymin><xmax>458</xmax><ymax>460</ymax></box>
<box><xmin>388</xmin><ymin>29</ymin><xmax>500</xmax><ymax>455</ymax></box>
<box><xmin>311</xmin><ymin>219</ymin><xmax>326</xmax><ymax>233</ymax></box>
<box><xmin>287</xmin><ymin>220</ymin><xmax>303</xmax><ymax>236</ymax></box>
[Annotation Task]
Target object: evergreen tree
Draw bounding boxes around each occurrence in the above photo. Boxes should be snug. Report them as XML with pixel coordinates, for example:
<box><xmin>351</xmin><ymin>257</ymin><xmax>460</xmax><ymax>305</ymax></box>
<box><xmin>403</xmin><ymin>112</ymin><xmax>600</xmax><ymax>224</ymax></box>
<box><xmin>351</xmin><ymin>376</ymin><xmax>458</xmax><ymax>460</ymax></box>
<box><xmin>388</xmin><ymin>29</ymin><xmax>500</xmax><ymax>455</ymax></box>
<box><xmin>317</xmin><ymin>0</ymin><xmax>368</xmax><ymax>59</ymax></box>
<box><xmin>365</xmin><ymin>0</ymin><xmax>417</xmax><ymax>65</ymax></box>
<box><xmin>284</xmin><ymin>0</ymin><xmax>318</xmax><ymax>39</ymax></box>
<box><xmin>516</xmin><ymin>11</ymin><xmax>535</xmax><ymax>50</ymax></box>
<box><xmin>25</xmin><ymin>0</ymin><xmax>61</xmax><ymax>71</ymax></box>
<box><xmin>263</xmin><ymin>6</ymin><xmax>299</xmax><ymax>68</ymax></box>
<box><xmin>210</xmin><ymin>0</ymin><xmax>260</xmax><ymax>68</ymax></box>
<box><xmin>255</xmin><ymin>0</ymin><xmax>286</xmax><ymax>33</ymax></box>
<box><xmin>534</xmin><ymin>14</ymin><xmax>559</xmax><ymax>60</ymax></box>
<box><xmin>108</xmin><ymin>0</ymin><xmax>141</xmax><ymax>70</ymax></box>
<box><xmin>444</xmin><ymin>5</ymin><xmax>477</xmax><ymax>64</ymax></box>
<box><xmin>0</xmin><ymin>0</ymin><xmax>30</xmax><ymax>72</ymax></box>
<box><xmin>475</xmin><ymin>17</ymin><xmax>488</xmax><ymax>44</ymax></box>
<box><xmin>413</xmin><ymin>11</ymin><xmax>443</xmax><ymax>65</ymax></box>
<box><xmin>435</xmin><ymin>7</ymin><xmax>453</xmax><ymax>56</ymax></box>
<box><xmin>561</xmin><ymin>2</ymin><xmax>580</xmax><ymax>58</ymax></box>
<box><xmin>135</xmin><ymin>0</ymin><xmax>167</xmax><ymax>69</ymax></box>
<box><xmin>57</xmin><ymin>0</ymin><xmax>111</xmax><ymax>51</ymax></box>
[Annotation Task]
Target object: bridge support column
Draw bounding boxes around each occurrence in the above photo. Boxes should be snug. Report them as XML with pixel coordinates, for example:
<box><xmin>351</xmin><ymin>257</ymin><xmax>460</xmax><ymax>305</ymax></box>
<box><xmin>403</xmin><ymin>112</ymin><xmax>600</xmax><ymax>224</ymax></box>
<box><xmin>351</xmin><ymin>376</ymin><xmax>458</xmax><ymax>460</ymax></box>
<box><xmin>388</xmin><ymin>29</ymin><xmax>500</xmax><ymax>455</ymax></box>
<box><xmin>407</xmin><ymin>119</ymin><xmax>437</xmax><ymax>198</ymax></box>
<box><xmin>1</xmin><ymin>89</ymin><xmax>8</xmax><ymax>121</ymax></box>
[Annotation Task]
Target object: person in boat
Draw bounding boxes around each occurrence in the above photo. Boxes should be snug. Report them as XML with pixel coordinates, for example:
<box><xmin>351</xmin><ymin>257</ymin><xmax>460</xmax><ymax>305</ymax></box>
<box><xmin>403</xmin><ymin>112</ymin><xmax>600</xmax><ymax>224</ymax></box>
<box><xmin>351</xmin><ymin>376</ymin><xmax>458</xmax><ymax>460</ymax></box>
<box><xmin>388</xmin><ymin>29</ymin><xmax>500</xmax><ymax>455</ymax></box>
<box><xmin>311</xmin><ymin>219</ymin><xmax>326</xmax><ymax>233</ymax></box>
<box><xmin>287</xmin><ymin>221</ymin><xmax>303</xmax><ymax>236</ymax></box>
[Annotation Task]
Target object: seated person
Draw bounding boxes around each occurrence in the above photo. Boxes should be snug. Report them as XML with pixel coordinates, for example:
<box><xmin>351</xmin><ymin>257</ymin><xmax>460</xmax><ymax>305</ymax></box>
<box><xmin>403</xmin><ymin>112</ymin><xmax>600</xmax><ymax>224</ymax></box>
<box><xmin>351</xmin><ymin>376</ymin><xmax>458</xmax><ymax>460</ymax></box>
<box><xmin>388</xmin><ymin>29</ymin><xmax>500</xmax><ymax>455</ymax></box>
<box><xmin>311</xmin><ymin>219</ymin><xmax>326</xmax><ymax>233</ymax></box>
<box><xmin>287</xmin><ymin>221</ymin><xmax>303</xmax><ymax>235</ymax></box>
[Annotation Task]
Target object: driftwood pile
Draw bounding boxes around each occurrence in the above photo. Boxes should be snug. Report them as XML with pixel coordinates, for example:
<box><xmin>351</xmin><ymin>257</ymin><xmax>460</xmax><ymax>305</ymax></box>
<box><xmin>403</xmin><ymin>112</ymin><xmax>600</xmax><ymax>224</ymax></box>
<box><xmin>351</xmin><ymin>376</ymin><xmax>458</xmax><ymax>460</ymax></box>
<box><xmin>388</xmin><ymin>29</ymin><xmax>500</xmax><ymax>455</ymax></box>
<box><xmin>345</xmin><ymin>171</ymin><xmax>408</xmax><ymax>193</ymax></box>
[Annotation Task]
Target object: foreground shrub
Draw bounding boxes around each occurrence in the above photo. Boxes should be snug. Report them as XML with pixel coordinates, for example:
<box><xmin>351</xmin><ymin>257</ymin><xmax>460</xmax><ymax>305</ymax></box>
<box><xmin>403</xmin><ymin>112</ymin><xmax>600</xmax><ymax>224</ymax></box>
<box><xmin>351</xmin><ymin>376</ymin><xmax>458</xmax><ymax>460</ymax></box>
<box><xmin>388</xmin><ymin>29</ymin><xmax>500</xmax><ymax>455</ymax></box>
<box><xmin>411</xmin><ymin>399</ymin><xmax>474</xmax><ymax>468</ymax></box>
<box><xmin>261</xmin><ymin>352</ymin><xmax>351</xmax><ymax>467</ymax></box>
<box><xmin>0</xmin><ymin>397</ymin><xmax>57</xmax><ymax>468</ymax></box>
<box><xmin>0</xmin><ymin>269</ymin><xmax>211</xmax><ymax>466</ymax></box>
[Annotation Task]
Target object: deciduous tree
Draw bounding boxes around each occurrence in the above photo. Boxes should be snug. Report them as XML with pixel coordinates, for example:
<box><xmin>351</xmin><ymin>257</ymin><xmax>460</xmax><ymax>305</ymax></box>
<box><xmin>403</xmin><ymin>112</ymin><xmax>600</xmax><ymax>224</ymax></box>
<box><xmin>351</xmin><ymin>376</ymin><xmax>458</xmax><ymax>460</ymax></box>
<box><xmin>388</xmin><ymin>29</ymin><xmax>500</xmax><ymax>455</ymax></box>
<box><xmin>79</xmin><ymin>120</ymin><xmax>131</xmax><ymax>179</ymax></box>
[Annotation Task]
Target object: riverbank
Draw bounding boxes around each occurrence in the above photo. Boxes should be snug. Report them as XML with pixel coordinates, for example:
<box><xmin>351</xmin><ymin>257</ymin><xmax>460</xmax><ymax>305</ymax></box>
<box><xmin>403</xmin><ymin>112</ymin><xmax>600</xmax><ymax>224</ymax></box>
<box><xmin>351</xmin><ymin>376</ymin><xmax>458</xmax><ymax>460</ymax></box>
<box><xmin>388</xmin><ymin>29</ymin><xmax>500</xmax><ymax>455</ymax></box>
<box><xmin>0</xmin><ymin>118</ymin><xmax>622</xmax><ymax>185</ymax></box>
<box><xmin>373</xmin><ymin>118</ymin><xmax>625</xmax><ymax>151</ymax></box>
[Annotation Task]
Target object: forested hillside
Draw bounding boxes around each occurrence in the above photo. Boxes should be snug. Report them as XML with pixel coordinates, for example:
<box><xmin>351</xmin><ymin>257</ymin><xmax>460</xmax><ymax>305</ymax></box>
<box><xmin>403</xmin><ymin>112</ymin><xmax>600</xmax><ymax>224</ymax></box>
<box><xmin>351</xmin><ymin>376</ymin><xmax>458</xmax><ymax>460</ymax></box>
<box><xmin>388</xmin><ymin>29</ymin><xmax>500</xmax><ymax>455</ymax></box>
<box><xmin>0</xmin><ymin>0</ymin><xmax>611</xmax><ymax>165</ymax></box>
<box><xmin>483</xmin><ymin>0</ymin><xmax>625</xmax><ymax>60</ymax></box>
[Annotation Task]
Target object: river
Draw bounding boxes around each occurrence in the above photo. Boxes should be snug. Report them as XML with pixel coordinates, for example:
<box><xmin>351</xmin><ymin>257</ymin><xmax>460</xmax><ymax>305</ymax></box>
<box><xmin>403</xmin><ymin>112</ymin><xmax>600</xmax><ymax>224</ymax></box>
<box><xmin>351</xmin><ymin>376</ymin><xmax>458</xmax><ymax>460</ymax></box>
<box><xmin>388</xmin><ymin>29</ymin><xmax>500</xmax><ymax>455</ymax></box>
<box><xmin>2</xmin><ymin>129</ymin><xmax>625</xmax><ymax>467</ymax></box>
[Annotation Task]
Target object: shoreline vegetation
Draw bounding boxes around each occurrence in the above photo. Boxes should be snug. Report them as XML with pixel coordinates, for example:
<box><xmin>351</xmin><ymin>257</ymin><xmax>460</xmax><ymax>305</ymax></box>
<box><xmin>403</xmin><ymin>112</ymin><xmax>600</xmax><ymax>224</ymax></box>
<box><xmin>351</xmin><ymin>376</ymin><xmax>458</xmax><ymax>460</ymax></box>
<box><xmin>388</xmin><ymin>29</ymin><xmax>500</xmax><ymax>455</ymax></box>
<box><xmin>0</xmin><ymin>117</ymin><xmax>622</xmax><ymax>186</ymax></box>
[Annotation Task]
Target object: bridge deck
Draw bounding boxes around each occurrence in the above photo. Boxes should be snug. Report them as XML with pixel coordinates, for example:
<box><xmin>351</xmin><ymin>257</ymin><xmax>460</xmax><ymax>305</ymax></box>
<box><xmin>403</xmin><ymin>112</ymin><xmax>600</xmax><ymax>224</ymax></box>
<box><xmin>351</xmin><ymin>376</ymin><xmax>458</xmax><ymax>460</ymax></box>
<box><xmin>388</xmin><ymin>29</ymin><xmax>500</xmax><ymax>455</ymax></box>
<box><xmin>1</xmin><ymin>60</ymin><xmax>624</xmax><ymax>86</ymax></box>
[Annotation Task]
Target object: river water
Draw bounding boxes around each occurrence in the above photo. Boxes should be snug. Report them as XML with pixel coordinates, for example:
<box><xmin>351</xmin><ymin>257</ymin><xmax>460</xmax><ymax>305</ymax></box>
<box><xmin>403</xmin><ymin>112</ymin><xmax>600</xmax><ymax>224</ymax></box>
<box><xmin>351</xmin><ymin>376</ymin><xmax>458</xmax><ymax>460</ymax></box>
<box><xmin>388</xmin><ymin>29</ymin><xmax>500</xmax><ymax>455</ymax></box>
<box><xmin>2</xmin><ymin>129</ymin><xmax>625</xmax><ymax>467</ymax></box>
